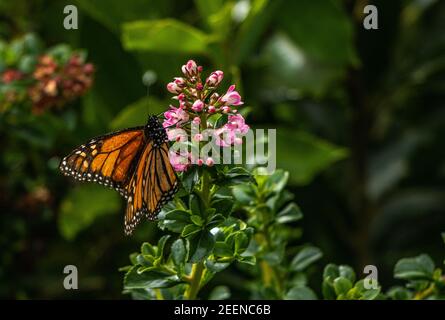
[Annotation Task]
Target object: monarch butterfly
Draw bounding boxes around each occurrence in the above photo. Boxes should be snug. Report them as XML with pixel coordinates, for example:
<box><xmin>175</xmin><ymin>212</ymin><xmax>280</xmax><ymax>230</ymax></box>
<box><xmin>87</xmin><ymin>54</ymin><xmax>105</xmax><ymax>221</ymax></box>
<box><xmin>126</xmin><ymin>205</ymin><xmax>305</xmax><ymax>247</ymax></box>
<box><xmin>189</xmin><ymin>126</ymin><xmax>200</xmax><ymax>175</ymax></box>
<box><xmin>59</xmin><ymin>115</ymin><xmax>178</xmax><ymax>235</ymax></box>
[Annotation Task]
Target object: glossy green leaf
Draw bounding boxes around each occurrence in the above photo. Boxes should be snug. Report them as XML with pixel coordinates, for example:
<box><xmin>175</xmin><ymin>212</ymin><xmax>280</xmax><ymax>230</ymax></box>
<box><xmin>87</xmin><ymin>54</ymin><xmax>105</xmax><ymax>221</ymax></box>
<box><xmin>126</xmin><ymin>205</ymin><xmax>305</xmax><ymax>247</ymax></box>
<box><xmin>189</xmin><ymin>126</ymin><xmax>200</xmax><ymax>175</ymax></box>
<box><xmin>209</xmin><ymin>285</ymin><xmax>230</xmax><ymax>300</ymax></box>
<box><xmin>124</xmin><ymin>266</ymin><xmax>181</xmax><ymax>289</ymax></box>
<box><xmin>285</xmin><ymin>286</ymin><xmax>317</xmax><ymax>300</ymax></box>
<box><xmin>276</xmin><ymin>202</ymin><xmax>303</xmax><ymax>224</ymax></box>
<box><xmin>122</xmin><ymin>19</ymin><xmax>208</xmax><ymax>54</ymax></box>
<box><xmin>181</xmin><ymin>224</ymin><xmax>202</xmax><ymax>238</ymax></box>
<box><xmin>394</xmin><ymin>254</ymin><xmax>435</xmax><ymax>280</ymax></box>
<box><xmin>171</xmin><ymin>238</ymin><xmax>187</xmax><ymax>267</ymax></box>
<box><xmin>189</xmin><ymin>231</ymin><xmax>215</xmax><ymax>263</ymax></box>
<box><xmin>333</xmin><ymin>277</ymin><xmax>353</xmax><ymax>296</ymax></box>
<box><xmin>290</xmin><ymin>246</ymin><xmax>323</xmax><ymax>271</ymax></box>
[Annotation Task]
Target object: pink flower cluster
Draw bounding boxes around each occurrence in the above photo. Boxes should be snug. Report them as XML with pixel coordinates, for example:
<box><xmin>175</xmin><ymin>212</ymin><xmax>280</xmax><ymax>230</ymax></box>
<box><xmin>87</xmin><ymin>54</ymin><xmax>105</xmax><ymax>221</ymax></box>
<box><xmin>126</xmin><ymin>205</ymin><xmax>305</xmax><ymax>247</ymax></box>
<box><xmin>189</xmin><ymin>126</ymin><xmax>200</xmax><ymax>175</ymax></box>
<box><xmin>164</xmin><ymin>60</ymin><xmax>249</xmax><ymax>172</ymax></box>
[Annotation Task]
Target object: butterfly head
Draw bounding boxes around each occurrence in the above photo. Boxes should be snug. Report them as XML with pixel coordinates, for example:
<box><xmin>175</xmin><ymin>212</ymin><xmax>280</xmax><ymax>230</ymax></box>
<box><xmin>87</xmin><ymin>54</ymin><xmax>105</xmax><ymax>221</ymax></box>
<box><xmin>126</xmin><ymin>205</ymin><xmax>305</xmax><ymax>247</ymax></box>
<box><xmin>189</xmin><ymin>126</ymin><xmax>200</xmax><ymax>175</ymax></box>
<box><xmin>145</xmin><ymin>115</ymin><xmax>167</xmax><ymax>147</ymax></box>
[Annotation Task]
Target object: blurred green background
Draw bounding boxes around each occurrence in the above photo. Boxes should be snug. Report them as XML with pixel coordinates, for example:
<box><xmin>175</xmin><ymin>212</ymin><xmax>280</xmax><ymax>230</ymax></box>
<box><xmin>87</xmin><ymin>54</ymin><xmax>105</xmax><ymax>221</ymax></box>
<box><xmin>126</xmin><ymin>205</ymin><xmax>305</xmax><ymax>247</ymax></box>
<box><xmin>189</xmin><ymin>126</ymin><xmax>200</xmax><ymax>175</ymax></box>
<box><xmin>1</xmin><ymin>0</ymin><xmax>445</xmax><ymax>299</ymax></box>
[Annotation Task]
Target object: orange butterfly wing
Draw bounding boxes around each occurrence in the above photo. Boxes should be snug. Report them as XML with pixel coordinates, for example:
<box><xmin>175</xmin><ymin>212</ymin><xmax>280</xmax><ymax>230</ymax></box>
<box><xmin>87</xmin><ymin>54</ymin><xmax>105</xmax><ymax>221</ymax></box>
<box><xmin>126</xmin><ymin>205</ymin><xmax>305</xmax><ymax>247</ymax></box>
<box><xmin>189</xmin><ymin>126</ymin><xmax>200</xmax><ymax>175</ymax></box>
<box><xmin>59</xmin><ymin>127</ymin><xmax>145</xmax><ymax>198</ymax></box>
<box><xmin>124</xmin><ymin>141</ymin><xmax>178</xmax><ymax>235</ymax></box>
<box><xmin>60</xmin><ymin>116</ymin><xmax>179</xmax><ymax>235</ymax></box>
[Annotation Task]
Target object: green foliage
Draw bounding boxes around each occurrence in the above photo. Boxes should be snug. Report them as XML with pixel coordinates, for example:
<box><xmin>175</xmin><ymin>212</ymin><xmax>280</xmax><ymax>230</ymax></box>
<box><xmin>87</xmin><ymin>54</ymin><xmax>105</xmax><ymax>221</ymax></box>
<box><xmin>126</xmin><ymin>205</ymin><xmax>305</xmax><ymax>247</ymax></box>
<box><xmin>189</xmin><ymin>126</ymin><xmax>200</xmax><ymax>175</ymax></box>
<box><xmin>2</xmin><ymin>0</ymin><xmax>445</xmax><ymax>300</ymax></box>
<box><xmin>122</xmin><ymin>165</ymin><xmax>258</xmax><ymax>300</ymax></box>
<box><xmin>59</xmin><ymin>184</ymin><xmax>120</xmax><ymax>240</ymax></box>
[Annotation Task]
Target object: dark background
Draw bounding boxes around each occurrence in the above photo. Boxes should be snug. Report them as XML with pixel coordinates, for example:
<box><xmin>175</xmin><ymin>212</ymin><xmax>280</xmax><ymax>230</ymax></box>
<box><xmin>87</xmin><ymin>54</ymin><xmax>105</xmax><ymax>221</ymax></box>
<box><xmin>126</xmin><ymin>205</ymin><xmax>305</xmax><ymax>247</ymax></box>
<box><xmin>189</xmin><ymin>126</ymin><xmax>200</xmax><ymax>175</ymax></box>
<box><xmin>1</xmin><ymin>0</ymin><xmax>444</xmax><ymax>299</ymax></box>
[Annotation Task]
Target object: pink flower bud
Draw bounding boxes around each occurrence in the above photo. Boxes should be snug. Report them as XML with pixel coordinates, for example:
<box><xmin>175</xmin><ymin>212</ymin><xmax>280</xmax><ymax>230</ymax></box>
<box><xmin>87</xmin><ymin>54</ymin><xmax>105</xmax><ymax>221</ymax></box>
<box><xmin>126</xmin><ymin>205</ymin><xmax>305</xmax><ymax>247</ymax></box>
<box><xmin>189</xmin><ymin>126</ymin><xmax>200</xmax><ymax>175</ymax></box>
<box><xmin>197</xmin><ymin>159</ymin><xmax>204</xmax><ymax>166</ymax></box>
<box><xmin>197</xmin><ymin>66</ymin><xmax>203</xmax><ymax>73</ymax></box>
<box><xmin>192</xmin><ymin>99</ymin><xmax>204</xmax><ymax>112</ymax></box>
<box><xmin>174</xmin><ymin>77</ymin><xmax>186</xmax><ymax>86</ymax></box>
<box><xmin>178</xmin><ymin>93</ymin><xmax>185</xmax><ymax>101</ymax></box>
<box><xmin>193</xmin><ymin>134</ymin><xmax>203</xmax><ymax>142</ymax></box>
<box><xmin>220</xmin><ymin>84</ymin><xmax>243</xmax><ymax>106</ymax></box>
<box><xmin>192</xmin><ymin>117</ymin><xmax>201</xmax><ymax>125</ymax></box>
<box><xmin>221</xmin><ymin>106</ymin><xmax>231</xmax><ymax>113</ymax></box>
<box><xmin>196</xmin><ymin>83</ymin><xmax>203</xmax><ymax>90</ymax></box>
<box><xmin>207</xmin><ymin>105</ymin><xmax>216</xmax><ymax>113</ymax></box>
<box><xmin>182</xmin><ymin>60</ymin><xmax>198</xmax><ymax>77</ymax></box>
<box><xmin>205</xmin><ymin>70</ymin><xmax>224</xmax><ymax>87</ymax></box>
<box><xmin>206</xmin><ymin>157</ymin><xmax>214</xmax><ymax>166</ymax></box>
<box><xmin>167</xmin><ymin>82</ymin><xmax>182</xmax><ymax>94</ymax></box>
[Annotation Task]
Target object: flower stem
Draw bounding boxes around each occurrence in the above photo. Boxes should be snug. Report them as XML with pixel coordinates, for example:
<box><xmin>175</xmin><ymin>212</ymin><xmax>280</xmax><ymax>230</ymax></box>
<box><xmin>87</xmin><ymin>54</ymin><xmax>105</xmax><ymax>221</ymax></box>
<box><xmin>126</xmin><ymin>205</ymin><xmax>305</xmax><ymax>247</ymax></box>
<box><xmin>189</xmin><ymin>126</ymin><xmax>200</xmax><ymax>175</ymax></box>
<box><xmin>184</xmin><ymin>262</ymin><xmax>205</xmax><ymax>300</ymax></box>
<box><xmin>154</xmin><ymin>289</ymin><xmax>164</xmax><ymax>300</ymax></box>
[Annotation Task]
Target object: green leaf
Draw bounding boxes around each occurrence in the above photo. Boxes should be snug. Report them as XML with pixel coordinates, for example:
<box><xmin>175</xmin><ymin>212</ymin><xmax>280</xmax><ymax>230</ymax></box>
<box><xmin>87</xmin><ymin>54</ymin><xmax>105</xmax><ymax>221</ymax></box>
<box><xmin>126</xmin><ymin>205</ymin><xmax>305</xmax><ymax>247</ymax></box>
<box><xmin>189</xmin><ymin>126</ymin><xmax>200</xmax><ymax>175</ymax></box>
<box><xmin>171</xmin><ymin>239</ymin><xmax>187</xmax><ymax>267</ymax></box>
<box><xmin>161</xmin><ymin>209</ymin><xmax>192</xmax><ymax>233</ymax></box>
<box><xmin>59</xmin><ymin>184</ymin><xmax>120</xmax><ymax>240</ymax></box>
<box><xmin>387</xmin><ymin>286</ymin><xmax>412</xmax><ymax>300</ymax></box>
<box><xmin>276</xmin><ymin>203</ymin><xmax>303</xmax><ymax>224</ymax></box>
<box><xmin>263</xmin><ymin>169</ymin><xmax>289</xmax><ymax>194</ymax></box>
<box><xmin>322</xmin><ymin>280</ymin><xmax>337</xmax><ymax>300</ymax></box>
<box><xmin>276</xmin><ymin>129</ymin><xmax>348</xmax><ymax>185</ymax></box>
<box><xmin>361</xmin><ymin>288</ymin><xmax>381</xmax><ymax>300</ymax></box>
<box><xmin>209</xmin><ymin>285</ymin><xmax>231</xmax><ymax>300</ymax></box>
<box><xmin>214</xmin><ymin>242</ymin><xmax>233</xmax><ymax>258</ymax></box>
<box><xmin>206</xmin><ymin>214</ymin><xmax>226</xmax><ymax>229</ymax></box>
<box><xmin>211</xmin><ymin>198</ymin><xmax>234</xmax><ymax>216</ymax></box>
<box><xmin>238</xmin><ymin>255</ymin><xmax>256</xmax><ymax>265</ymax></box>
<box><xmin>181</xmin><ymin>224</ymin><xmax>202</xmax><ymax>238</ymax></box>
<box><xmin>156</xmin><ymin>235</ymin><xmax>171</xmax><ymax>259</ymax></box>
<box><xmin>205</xmin><ymin>260</ymin><xmax>230</xmax><ymax>273</ymax></box>
<box><xmin>333</xmin><ymin>277</ymin><xmax>353</xmax><ymax>296</ymax></box>
<box><xmin>285</xmin><ymin>286</ymin><xmax>317</xmax><ymax>300</ymax></box>
<box><xmin>136</xmin><ymin>254</ymin><xmax>154</xmax><ymax>267</ymax></box>
<box><xmin>219</xmin><ymin>167</ymin><xmax>255</xmax><ymax>186</ymax></box>
<box><xmin>233</xmin><ymin>232</ymin><xmax>249</xmax><ymax>254</ymax></box>
<box><xmin>322</xmin><ymin>264</ymin><xmax>356</xmax><ymax>300</ymax></box>
<box><xmin>189</xmin><ymin>194</ymin><xmax>202</xmax><ymax>216</ymax></box>
<box><xmin>338</xmin><ymin>265</ymin><xmax>356</xmax><ymax>284</ymax></box>
<box><xmin>122</xmin><ymin>19</ymin><xmax>208</xmax><ymax>54</ymax></box>
<box><xmin>394</xmin><ymin>254</ymin><xmax>435</xmax><ymax>280</ymax></box>
<box><xmin>110</xmin><ymin>97</ymin><xmax>167</xmax><ymax>130</ymax></box>
<box><xmin>124</xmin><ymin>266</ymin><xmax>181</xmax><ymax>289</ymax></box>
<box><xmin>323</xmin><ymin>264</ymin><xmax>340</xmax><ymax>280</ymax></box>
<box><xmin>231</xmin><ymin>184</ymin><xmax>256</xmax><ymax>205</ymax></box>
<box><xmin>262</xmin><ymin>249</ymin><xmax>284</xmax><ymax>266</ymax></box>
<box><xmin>278</xmin><ymin>0</ymin><xmax>357</xmax><ymax>66</ymax></box>
<box><xmin>233</xmin><ymin>0</ymin><xmax>279</xmax><ymax>64</ymax></box>
<box><xmin>76</xmin><ymin>0</ymin><xmax>169</xmax><ymax>33</ymax></box>
<box><xmin>181</xmin><ymin>167</ymin><xmax>199</xmax><ymax>193</ymax></box>
<box><xmin>141</xmin><ymin>242</ymin><xmax>156</xmax><ymax>256</ymax></box>
<box><xmin>290</xmin><ymin>246</ymin><xmax>323</xmax><ymax>271</ymax></box>
<box><xmin>189</xmin><ymin>231</ymin><xmax>215</xmax><ymax>263</ymax></box>
<box><xmin>191</xmin><ymin>215</ymin><xmax>204</xmax><ymax>227</ymax></box>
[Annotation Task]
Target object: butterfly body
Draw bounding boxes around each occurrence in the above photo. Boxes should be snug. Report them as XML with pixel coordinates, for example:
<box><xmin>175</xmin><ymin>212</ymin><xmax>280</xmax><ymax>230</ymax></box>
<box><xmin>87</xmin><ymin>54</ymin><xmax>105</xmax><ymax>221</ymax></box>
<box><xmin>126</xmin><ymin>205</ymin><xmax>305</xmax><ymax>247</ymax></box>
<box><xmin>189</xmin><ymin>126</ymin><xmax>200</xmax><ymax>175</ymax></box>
<box><xmin>59</xmin><ymin>116</ymin><xmax>178</xmax><ymax>235</ymax></box>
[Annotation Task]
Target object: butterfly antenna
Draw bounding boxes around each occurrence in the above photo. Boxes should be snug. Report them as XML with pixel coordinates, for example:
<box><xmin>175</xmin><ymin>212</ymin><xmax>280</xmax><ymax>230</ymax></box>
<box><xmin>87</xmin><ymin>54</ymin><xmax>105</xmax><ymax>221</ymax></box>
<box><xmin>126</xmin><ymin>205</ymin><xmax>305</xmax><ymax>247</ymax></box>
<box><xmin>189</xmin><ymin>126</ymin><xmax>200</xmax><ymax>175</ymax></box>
<box><xmin>142</xmin><ymin>70</ymin><xmax>157</xmax><ymax>115</ymax></box>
